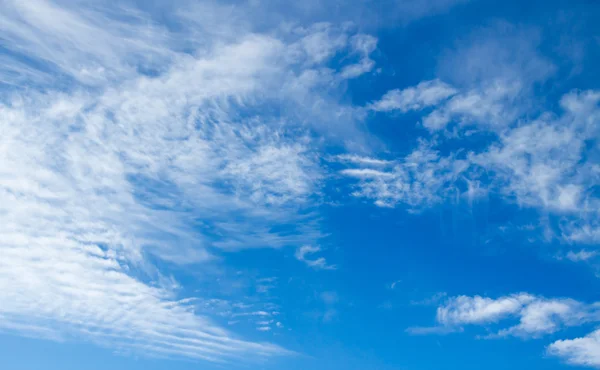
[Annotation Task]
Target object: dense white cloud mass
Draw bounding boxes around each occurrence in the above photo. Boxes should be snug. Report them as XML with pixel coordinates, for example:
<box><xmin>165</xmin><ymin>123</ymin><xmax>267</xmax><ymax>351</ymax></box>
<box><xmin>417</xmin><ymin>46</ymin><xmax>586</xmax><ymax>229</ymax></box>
<box><xmin>548</xmin><ymin>330</ymin><xmax>600</xmax><ymax>367</ymax></box>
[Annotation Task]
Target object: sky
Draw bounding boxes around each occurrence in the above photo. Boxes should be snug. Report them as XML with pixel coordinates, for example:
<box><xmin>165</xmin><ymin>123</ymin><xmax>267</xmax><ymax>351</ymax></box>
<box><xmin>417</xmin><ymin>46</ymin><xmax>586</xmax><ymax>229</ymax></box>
<box><xmin>1</xmin><ymin>0</ymin><xmax>600</xmax><ymax>369</ymax></box>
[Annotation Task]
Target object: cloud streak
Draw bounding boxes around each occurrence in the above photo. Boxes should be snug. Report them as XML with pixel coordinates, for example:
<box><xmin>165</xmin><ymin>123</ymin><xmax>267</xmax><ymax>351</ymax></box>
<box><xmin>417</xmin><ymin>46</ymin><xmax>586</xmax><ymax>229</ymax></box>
<box><xmin>0</xmin><ymin>0</ymin><xmax>379</xmax><ymax>363</ymax></box>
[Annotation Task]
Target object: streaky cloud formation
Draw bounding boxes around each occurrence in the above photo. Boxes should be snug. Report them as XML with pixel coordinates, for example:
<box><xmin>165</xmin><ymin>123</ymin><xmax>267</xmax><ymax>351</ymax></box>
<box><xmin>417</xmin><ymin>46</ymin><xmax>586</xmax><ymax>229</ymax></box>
<box><xmin>2</xmin><ymin>0</ymin><xmax>600</xmax><ymax>369</ymax></box>
<box><xmin>340</xmin><ymin>85</ymin><xmax>600</xmax><ymax>240</ymax></box>
<box><xmin>0</xmin><ymin>0</ymin><xmax>375</xmax><ymax>363</ymax></box>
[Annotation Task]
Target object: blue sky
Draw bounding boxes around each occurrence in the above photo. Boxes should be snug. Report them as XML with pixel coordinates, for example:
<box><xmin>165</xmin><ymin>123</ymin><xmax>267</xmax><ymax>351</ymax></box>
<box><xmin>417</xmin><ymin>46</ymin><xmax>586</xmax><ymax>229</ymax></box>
<box><xmin>1</xmin><ymin>0</ymin><xmax>600</xmax><ymax>369</ymax></box>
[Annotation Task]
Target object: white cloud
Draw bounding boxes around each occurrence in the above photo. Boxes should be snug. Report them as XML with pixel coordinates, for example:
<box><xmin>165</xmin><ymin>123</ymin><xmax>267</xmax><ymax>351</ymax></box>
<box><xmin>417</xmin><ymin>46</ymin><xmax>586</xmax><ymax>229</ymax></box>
<box><xmin>423</xmin><ymin>23</ymin><xmax>556</xmax><ymax>131</ymax></box>
<box><xmin>548</xmin><ymin>330</ymin><xmax>600</xmax><ymax>367</ymax></box>
<box><xmin>295</xmin><ymin>246</ymin><xmax>336</xmax><ymax>270</ymax></box>
<box><xmin>339</xmin><ymin>34</ymin><xmax>378</xmax><ymax>79</ymax></box>
<box><xmin>411</xmin><ymin>293</ymin><xmax>599</xmax><ymax>340</ymax></box>
<box><xmin>473</xmin><ymin>90</ymin><xmax>600</xmax><ymax>213</ymax></box>
<box><xmin>0</xmin><ymin>0</ymin><xmax>177</xmax><ymax>85</ymax></box>
<box><xmin>370</xmin><ymin>79</ymin><xmax>457</xmax><ymax>113</ymax></box>
<box><xmin>388</xmin><ymin>280</ymin><xmax>402</xmax><ymax>290</ymax></box>
<box><xmin>497</xmin><ymin>299</ymin><xmax>586</xmax><ymax>338</ymax></box>
<box><xmin>341</xmin><ymin>87</ymin><xmax>600</xmax><ymax>243</ymax></box>
<box><xmin>295</xmin><ymin>23</ymin><xmax>350</xmax><ymax>65</ymax></box>
<box><xmin>334</xmin><ymin>154</ymin><xmax>394</xmax><ymax>167</ymax></box>
<box><xmin>436</xmin><ymin>294</ymin><xmax>534</xmax><ymax>326</ymax></box>
<box><xmin>339</xmin><ymin>140</ymin><xmax>470</xmax><ymax>209</ymax></box>
<box><xmin>422</xmin><ymin>80</ymin><xmax>522</xmax><ymax>131</ymax></box>
<box><xmin>0</xmin><ymin>0</ymin><xmax>380</xmax><ymax>363</ymax></box>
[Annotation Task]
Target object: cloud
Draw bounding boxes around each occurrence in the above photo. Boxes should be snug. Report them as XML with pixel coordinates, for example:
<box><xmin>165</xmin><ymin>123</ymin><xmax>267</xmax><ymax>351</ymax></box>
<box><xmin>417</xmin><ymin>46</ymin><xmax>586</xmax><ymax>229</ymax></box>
<box><xmin>410</xmin><ymin>293</ymin><xmax>599</xmax><ymax>339</ymax></box>
<box><xmin>0</xmin><ymin>0</ymin><xmax>178</xmax><ymax>86</ymax></box>
<box><xmin>339</xmin><ymin>34</ymin><xmax>378</xmax><ymax>79</ymax></box>
<box><xmin>548</xmin><ymin>330</ymin><xmax>600</xmax><ymax>367</ymax></box>
<box><xmin>370</xmin><ymin>79</ymin><xmax>457</xmax><ymax>113</ymax></box>
<box><xmin>295</xmin><ymin>246</ymin><xmax>336</xmax><ymax>270</ymax></box>
<box><xmin>422</xmin><ymin>80</ymin><xmax>522</xmax><ymax>131</ymax></box>
<box><xmin>473</xmin><ymin>90</ymin><xmax>600</xmax><ymax>213</ymax></box>
<box><xmin>0</xmin><ymin>0</ymin><xmax>380</xmax><ymax>363</ymax></box>
<box><xmin>436</xmin><ymin>294</ymin><xmax>534</xmax><ymax>326</ymax></box>
<box><xmin>339</xmin><ymin>140</ymin><xmax>470</xmax><ymax>208</ymax></box>
<box><xmin>341</xmin><ymin>85</ymin><xmax>600</xmax><ymax>242</ymax></box>
<box><xmin>388</xmin><ymin>280</ymin><xmax>402</xmax><ymax>290</ymax></box>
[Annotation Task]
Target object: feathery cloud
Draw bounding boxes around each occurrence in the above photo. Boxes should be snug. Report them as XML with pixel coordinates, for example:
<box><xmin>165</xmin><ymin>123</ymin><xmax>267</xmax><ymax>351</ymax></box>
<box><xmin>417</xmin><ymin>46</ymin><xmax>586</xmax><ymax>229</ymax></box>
<box><xmin>295</xmin><ymin>246</ymin><xmax>336</xmax><ymax>270</ymax></box>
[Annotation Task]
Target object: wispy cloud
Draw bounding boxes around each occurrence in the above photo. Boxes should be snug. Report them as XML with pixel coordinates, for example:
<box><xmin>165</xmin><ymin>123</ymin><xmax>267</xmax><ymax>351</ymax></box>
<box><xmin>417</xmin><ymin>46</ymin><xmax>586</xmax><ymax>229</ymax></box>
<box><xmin>341</xmin><ymin>85</ymin><xmax>600</xmax><ymax>242</ymax></box>
<box><xmin>339</xmin><ymin>140</ymin><xmax>469</xmax><ymax>209</ymax></box>
<box><xmin>0</xmin><ymin>0</ymin><xmax>378</xmax><ymax>363</ymax></box>
<box><xmin>295</xmin><ymin>246</ymin><xmax>337</xmax><ymax>270</ymax></box>
<box><xmin>369</xmin><ymin>79</ymin><xmax>457</xmax><ymax>113</ymax></box>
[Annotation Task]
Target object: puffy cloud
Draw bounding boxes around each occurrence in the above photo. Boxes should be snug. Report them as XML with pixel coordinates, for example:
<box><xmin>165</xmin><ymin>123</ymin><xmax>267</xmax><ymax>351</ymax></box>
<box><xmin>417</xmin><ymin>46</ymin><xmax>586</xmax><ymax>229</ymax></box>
<box><xmin>436</xmin><ymin>294</ymin><xmax>534</xmax><ymax>326</ymax></box>
<box><xmin>548</xmin><ymin>330</ymin><xmax>600</xmax><ymax>367</ymax></box>
<box><xmin>410</xmin><ymin>293</ymin><xmax>598</xmax><ymax>339</ymax></box>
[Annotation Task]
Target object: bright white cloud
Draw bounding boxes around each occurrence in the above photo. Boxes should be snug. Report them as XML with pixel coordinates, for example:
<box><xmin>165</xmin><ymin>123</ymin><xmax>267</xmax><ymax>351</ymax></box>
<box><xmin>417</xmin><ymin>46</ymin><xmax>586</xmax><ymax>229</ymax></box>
<box><xmin>473</xmin><ymin>90</ymin><xmax>600</xmax><ymax>213</ymax></box>
<box><xmin>411</xmin><ymin>293</ymin><xmax>599</xmax><ymax>339</ymax></box>
<box><xmin>340</xmin><ymin>34</ymin><xmax>378</xmax><ymax>79</ymax></box>
<box><xmin>548</xmin><ymin>330</ymin><xmax>600</xmax><ymax>367</ymax></box>
<box><xmin>436</xmin><ymin>294</ymin><xmax>534</xmax><ymax>326</ymax></box>
<box><xmin>0</xmin><ymin>0</ymin><xmax>378</xmax><ymax>362</ymax></box>
<box><xmin>334</xmin><ymin>154</ymin><xmax>394</xmax><ymax>167</ymax></box>
<box><xmin>341</xmin><ymin>87</ymin><xmax>600</xmax><ymax>242</ymax></box>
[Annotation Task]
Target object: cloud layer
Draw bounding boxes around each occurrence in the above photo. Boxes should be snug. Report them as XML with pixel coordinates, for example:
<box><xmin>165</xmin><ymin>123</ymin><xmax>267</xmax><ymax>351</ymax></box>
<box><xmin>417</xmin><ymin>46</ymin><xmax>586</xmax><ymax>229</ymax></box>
<box><xmin>0</xmin><ymin>0</ymin><xmax>378</xmax><ymax>362</ymax></box>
